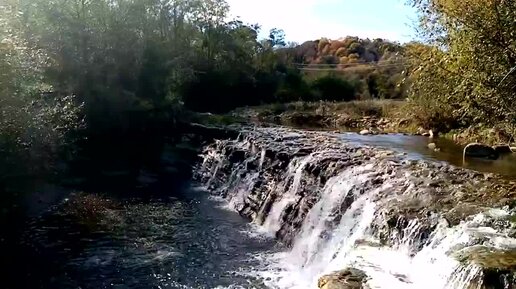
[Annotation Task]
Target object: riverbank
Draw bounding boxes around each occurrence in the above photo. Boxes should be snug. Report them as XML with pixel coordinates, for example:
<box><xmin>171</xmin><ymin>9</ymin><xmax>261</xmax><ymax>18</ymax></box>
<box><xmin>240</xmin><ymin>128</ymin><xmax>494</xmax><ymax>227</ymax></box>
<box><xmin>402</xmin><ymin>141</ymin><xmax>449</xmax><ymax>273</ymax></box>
<box><xmin>234</xmin><ymin>100</ymin><xmax>516</xmax><ymax>147</ymax></box>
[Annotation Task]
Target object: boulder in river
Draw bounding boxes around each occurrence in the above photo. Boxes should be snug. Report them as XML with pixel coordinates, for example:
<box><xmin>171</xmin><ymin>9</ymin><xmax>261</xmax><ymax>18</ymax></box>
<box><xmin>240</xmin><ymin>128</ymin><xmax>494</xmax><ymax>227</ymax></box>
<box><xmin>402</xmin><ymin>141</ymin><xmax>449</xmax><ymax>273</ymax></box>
<box><xmin>318</xmin><ymin>268</ymin><xmax>368</xmax><ymax>289</ymax></box>
<box><xmin>428</xmin><ymin>143</ymin><xmax>437</xmax><ymax>150</ymax></box>
<box><xmin>464</xmin><ymin>143</ymin><xmax>498</xmax><ymax>160</ymax></box>
<box><xmin>359</xmin><ymin>130</ymin><xmax>370</xmax><ymax>135</ymax></box>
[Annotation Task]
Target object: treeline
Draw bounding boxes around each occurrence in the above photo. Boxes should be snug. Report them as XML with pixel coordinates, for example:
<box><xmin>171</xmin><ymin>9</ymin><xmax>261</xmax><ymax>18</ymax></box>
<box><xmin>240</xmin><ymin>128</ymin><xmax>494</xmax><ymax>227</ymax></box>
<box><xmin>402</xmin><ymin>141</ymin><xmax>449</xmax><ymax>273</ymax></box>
<box><xmin>0</xmin><ymin>0</ymin><xmax>266</xmax><ymax>178</ymax></box>
<box><xmin>7</xmin><ymin>0</ymin><xmax>514</xmax><ymax>183</ymax></box>
<box><xmin>279</xmin><ymin>37</ymin><xmax>407</xmax><ymax>101</ymax></box>
<box><xmin>0</xmin><ymin>0</ymin><xmax>409</xmax><ymax>178</ymax></box>
<box><xmin>406</xmin><ymin>0</ymin><xmax>516</xmax><ymax>136</ymax></box>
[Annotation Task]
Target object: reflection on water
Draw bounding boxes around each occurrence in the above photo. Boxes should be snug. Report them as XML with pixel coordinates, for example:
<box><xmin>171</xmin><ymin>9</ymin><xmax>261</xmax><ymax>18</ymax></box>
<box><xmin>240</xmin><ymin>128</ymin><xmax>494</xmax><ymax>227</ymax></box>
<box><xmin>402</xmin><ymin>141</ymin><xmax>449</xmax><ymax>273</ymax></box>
<box><xmin>19</xmin><ymin>189</ymin><xmax>277</xmax><ymax>289</ymax></box>
<box><xmin>339</xmin><ymin>133</ymin><xmax>516</xmax><ymax>178</ymax></box>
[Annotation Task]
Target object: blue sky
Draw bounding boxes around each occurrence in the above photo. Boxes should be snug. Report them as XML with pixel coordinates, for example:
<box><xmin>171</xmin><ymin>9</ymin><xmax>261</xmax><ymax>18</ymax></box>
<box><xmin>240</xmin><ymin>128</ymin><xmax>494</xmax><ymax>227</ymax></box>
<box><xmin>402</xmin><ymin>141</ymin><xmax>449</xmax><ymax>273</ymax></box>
<box><xmin>226</xmin><ymin>0</ymin><xmax>417</xmax><ymax>43</ymax></box>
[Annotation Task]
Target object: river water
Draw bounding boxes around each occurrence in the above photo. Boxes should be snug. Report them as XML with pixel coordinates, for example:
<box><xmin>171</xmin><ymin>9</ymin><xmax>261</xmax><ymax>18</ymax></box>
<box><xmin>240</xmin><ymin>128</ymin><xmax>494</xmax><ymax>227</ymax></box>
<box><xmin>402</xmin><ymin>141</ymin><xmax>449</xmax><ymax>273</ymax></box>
<box><xmin>17</xmin><ymin>188</ymin><xmax>280</xmax><ymax>289</ymax></box>
<box><xmin>8</xmin><ymin>131</ymin><xmax>516</xmax><ymax>289</ymax></box>
<box><xmin>338</xmin><ymin>133</ymin><xmax>516</xmax><ymax>177</ymax></box>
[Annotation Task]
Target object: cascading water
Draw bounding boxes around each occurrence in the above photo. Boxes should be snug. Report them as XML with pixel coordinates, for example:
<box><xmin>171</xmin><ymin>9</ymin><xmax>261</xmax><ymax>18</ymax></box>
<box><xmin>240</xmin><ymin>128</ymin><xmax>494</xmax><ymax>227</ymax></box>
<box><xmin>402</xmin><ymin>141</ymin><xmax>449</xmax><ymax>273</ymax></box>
<box><xmin>197</xmin><ymin>127</ymin><xmax>515</xmax><ymax>289</ymax></box>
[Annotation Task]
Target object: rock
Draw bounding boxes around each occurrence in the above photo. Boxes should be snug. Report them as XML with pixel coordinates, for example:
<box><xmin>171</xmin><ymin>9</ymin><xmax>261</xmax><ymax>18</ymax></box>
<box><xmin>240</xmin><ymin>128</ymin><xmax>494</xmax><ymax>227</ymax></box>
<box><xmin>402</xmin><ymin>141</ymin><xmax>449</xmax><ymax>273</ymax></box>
<box><xmin>422</xmin><ymin>130</ymin><xmax>435</xmax><ymax>137</ymax></box>
<box><xmin>511</xmin><ymin>147</ymin><xmax>516</xmax><ymax>153</ymax></box>
<box><xmin>464</xmin><ymin>143</ymin><xmax>499</xmax><ymax>160</ymax></box>
<box><xmin>428</xmin><ymin>143</ymin><xmax>437</xmax><ymax>150</ymax></box>
<box><xmin>196</xmin><ymin>126</ymin><xmax>516</xmax><ymax>269</ymax></box>
<box><xmin>359</xmin><ymin>130</ymin><xmax>370</xmax><ymax>135</ymax></box>
<box><xmin>493</xmin><ymin>145</ymin><xmax>512</xmax><ymax>154</ymax></box>
<box><xmin>318</xmin><ymin>268</ymin><xmax>368</xmax><ymax>289</ymax></box>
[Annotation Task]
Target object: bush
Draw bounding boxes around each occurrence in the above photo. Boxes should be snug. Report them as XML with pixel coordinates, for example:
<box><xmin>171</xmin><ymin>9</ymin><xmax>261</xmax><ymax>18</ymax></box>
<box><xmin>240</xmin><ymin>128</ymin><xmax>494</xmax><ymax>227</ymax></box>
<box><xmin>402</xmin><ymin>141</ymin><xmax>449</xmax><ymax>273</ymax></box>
<box><xmin>310</xmin><ymin>76</ymin><xmax>357</xmax><ymax>102</ymax></box>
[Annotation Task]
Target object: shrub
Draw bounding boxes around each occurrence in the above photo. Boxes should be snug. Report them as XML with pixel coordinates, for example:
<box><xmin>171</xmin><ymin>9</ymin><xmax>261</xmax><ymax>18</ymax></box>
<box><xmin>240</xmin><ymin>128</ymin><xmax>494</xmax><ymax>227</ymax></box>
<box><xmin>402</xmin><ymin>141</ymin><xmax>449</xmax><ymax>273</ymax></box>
<box><xmin>310</xmin><ymin>76</ymin><xmax>357</xmax><ymax>102</ymax></box>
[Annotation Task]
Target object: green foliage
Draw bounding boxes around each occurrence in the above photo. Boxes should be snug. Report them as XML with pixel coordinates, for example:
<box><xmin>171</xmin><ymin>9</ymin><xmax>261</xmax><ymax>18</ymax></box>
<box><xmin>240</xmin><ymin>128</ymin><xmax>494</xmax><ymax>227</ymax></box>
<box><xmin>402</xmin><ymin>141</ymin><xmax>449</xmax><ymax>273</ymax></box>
<box><xmin>277</xmin><ymin>37</ymin><xmax>407</xmax><ymax>100</ymax></box>
<box><xmin>310</xmin><ymin>75</ymin><xmax>357</xmax><ymax>102</ymax></box>
<box><xmin>0</xmin><ymin>1</ymin><xmax>82</xmax><ymax>177</ymax></box>
<box><xmin>0</xmin><ymin>0</ymin><xmax>416</xmax><ymax>184</ymax></box>
<box><xmin>408</xmin><ymin>0</ymin><xmax>516</xmax><ymax>134</ymax></box>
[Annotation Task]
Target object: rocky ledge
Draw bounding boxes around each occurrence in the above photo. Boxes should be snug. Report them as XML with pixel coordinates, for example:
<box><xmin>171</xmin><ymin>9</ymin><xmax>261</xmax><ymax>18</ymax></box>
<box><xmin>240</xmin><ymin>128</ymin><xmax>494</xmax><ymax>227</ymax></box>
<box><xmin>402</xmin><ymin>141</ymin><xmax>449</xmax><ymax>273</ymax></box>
<box><xmin>195</xmin><ymin>126</ymin><xmax>516</xmax><ymax>288</ymax></box>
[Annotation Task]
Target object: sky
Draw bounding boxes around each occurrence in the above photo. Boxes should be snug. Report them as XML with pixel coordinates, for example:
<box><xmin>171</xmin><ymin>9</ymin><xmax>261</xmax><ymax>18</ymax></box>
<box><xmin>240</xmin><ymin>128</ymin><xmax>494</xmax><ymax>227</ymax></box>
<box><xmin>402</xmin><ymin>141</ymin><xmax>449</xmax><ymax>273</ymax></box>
<box><xmin>226</xmin><ymin>0</ymin><xmax>417</xmax><ymax>43</ymax></box>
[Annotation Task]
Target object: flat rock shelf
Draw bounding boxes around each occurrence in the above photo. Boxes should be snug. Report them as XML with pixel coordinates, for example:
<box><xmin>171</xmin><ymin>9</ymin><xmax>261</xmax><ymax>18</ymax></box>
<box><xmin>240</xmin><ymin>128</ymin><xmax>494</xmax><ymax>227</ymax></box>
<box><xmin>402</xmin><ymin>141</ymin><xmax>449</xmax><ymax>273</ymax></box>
<box><xmin>196</xmin><ymin>126</ymin><xmax>516</xmax><ymax>289</ymax></box>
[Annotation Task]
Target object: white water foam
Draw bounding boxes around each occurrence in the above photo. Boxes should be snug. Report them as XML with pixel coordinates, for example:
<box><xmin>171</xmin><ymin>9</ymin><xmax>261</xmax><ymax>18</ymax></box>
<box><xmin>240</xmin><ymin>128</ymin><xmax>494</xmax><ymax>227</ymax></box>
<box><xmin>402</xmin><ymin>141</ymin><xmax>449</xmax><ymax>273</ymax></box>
<box><xmin>262</xmin><ymin>153</ymin><xmax>316</xmax><ymax>233</ymax></box>
<box><xmin>201</xmin><ymin>141</ymin><xmax>514</xmax><ymax>289</ymax></box>
<box><xmin>247</xmin><ymin>171</ymin><xmax>513</xmax><ymax>289</ymax></box>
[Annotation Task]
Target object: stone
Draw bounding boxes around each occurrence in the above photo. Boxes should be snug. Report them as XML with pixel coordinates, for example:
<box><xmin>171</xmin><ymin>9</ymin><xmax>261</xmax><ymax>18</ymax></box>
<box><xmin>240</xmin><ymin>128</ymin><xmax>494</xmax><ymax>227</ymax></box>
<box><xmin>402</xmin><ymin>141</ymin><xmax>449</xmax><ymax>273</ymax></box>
<box><xmin>464</xmin><ymin>143</ymin><xmax>498</xmax><ymax>160</ymax></box>
<box><xmin>493</xmin><ymin>145</ymin><xmax>512</xmax><ymax>154</ymax></box>
<box><xmin>318</xmin><ymin>268</ymin><xmax>368</xmax><ymax>289</ymax></box>
<box><xmin>428</xmin><ymin>143</ymin><xmax>437</xmax><ymax>150</ymax></box>
<box><xmin>359</xmin><ymin>130</ymin><xmax>370</xmax><ymax>135</ymax></box>
<box><xmin>511</xmin><ymin>147</ymin><xmax>516</xmax><ymax>153</ymax></box>
<box><xmin>422</xmin><ymin>132</ymin><xmax>431</xmax><ymax>137</ymax></box>
<box><xmin>416</xmin><ymin>127</ymin><xmax>426</xmax><ymax>135</ymax></box>
<box><xmin>429</xmin><ymin>130</ymin><xmax>435</xmax><ymax>138</ymax></box>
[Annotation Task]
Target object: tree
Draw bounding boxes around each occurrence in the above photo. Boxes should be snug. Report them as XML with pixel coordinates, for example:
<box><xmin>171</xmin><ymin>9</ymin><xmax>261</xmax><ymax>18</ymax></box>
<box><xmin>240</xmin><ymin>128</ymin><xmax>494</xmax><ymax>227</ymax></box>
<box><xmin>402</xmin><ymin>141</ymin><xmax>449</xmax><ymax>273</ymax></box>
<box><xmin>268</xmin><ymin>28</ymin><xmax>286</xmax><ymax>48</ymax></box>
<box><xmin>408</xmin><ymin>0</ymin><xmax>516</xmax><ymax>132</ymax></box>
<box><xmin>0</xmin><ymin>0</ymin><xmax>82</xmax><ymax>176</ymax></box>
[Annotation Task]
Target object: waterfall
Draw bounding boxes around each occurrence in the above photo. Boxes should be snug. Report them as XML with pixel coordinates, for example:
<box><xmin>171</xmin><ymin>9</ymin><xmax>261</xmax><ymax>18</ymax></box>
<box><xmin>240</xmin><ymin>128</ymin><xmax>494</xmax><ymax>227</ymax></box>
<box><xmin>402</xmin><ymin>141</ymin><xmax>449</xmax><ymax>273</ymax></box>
<box><xmin>196</xmin><ymin>128</ymin><xmax>515</xmax><ymax>289</ymax></box>
<box><xmin>262</xmin><ymin>153</ymin><xmax>317</xmax><ymax>233</ymax></box>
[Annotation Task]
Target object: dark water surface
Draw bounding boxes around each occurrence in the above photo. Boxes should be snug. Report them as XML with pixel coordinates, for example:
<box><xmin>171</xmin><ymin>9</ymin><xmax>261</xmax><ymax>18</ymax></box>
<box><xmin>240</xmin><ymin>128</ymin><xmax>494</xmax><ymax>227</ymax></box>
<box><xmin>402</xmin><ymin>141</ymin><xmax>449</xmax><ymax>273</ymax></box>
<box><xmin>18</xmin><ymin>188</ymin><xmax>276</xmax><ymax>289</ymax></box>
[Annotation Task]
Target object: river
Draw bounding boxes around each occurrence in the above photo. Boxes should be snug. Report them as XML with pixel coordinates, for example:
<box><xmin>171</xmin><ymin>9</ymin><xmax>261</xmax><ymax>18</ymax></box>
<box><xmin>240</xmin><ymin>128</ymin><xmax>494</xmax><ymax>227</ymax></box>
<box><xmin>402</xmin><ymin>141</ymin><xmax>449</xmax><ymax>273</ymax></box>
<box><xmin>5</xmin><ymin>129</ymin><xmax>516</xmax><ymax>289</ymax></box>
<box><xmin>16</xmin><ymin>188</ymin><xmax>278</xmax><ymax>289</ymax></box>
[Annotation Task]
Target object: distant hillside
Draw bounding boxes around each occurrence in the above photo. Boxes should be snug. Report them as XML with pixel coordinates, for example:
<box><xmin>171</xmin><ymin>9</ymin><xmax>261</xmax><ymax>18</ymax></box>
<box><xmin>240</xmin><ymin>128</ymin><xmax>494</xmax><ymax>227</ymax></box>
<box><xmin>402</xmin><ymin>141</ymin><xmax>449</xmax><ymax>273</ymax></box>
<box><xmin>289</xmin><ymin>37</ymin><xmax>403</xmax><ymax>66</ymax></box>
<box><xmin>278</xmin><ymin>37</ymin><xmax>407</xmax><ymax>99</ymax></box>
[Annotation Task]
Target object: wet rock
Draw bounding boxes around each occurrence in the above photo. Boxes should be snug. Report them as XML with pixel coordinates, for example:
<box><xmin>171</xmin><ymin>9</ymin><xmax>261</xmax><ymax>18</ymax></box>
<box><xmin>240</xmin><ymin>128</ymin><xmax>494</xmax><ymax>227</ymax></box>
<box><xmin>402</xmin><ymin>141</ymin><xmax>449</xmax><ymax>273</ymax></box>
<box><xmin>493</xmin><ymin>145</ymin><xmax>512</xmax><ymax>155</ymax></box>
<box><xmin>195</xmin><ymin>125</ymin><xmax>516</xmax><ymax>278</ymax></box>
<box><xmin>359</xmin><ymin>130</ymin><xmax>370</xmax><ymax>135</ymax></box>
<box><xmin>464</xmin><ymin>143</ymin><xmax>498</xmax><ymax>160</ymax></box>
<box><xmin>416</xmin><ymin>127</ymin><xmax>426</xmax><ymax>136</ymax></box>
<box><xmin>428</xmin><ymin>143</ymin><xmax>437</xmax><ymax>150</ymax></box>
<box><xmin>483</xmin><ymin>269</ymin><xmax>515</xmax><ymax>289</ymax></box>
<box><xmin>229</xmin><ymin>150</ymin><xmax>246</xmax><ymax>163</ymax></box>
<box><xmin>318</xmin><ymin>268</ymin><xmax>368</xmax><ymax>289</ymax></box>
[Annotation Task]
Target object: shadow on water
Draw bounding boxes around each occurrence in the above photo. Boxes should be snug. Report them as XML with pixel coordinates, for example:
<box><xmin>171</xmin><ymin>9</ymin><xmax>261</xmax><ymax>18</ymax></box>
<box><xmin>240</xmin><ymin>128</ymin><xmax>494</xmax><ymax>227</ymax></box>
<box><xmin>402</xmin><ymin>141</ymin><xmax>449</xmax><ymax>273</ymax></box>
<box><xmin>339</xmin><ymin>133</ymin><xmax>516</xmax><ymax>178</ymax></box>
<box><xmin>2</xmin><ymin>130</ymin><xmax>278</xmax><ymax>289</ymax></box>
<box><xmin>17</xmin><ymin>188</ymin><xmax>276</xmax><ymax>289</ymax></box>
<box><xmin>0</xmin><ymin>133</ymin><xmax>194</xmax><ymax>287</ymax></box>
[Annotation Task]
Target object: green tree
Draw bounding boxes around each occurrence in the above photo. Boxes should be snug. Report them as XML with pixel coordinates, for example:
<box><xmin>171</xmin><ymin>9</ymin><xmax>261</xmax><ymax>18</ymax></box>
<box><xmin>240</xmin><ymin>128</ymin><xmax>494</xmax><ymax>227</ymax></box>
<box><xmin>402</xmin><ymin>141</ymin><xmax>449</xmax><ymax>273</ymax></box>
<box><xmin>408</xmin><ymin>0</ymin><xmax>516</xmax><ymax>132</ymax></box>
<box><xmin>0</xmin><ymin>0</ymin><xmax>82</xmax><ymax>177</ymax></box>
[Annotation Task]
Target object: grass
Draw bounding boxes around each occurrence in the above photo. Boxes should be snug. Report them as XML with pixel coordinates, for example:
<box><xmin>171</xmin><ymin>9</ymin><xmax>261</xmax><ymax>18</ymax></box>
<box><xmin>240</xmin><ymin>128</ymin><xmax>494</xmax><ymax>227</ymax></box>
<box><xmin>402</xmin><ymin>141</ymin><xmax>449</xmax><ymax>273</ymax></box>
<box><xmin>246</xmin><ymin>100</ymin><xmax>407</xmax><ymax>118</ymax></box>
<box><xmin>237</xmin><ymin>100</ymin><xmax>420</xmax><ymax>132</ymax></box>
<box><xmin>192</xmin><ymin>99</ymin><xmax>515</xmax><ymax>147</ymax></box>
